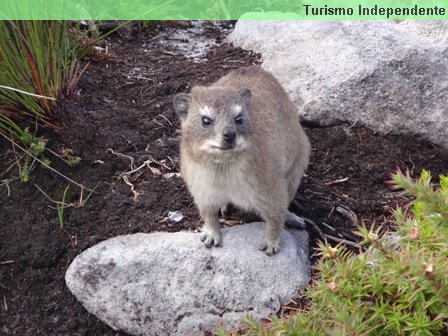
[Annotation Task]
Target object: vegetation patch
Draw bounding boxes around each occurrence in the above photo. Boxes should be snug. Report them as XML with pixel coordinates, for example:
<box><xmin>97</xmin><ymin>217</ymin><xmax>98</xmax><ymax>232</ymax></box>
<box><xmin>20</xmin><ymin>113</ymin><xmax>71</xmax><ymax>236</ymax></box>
<box><xmin>229</xmin><ymin>170</ymin><xmax>448</xmax><ymax>336</ymax></box>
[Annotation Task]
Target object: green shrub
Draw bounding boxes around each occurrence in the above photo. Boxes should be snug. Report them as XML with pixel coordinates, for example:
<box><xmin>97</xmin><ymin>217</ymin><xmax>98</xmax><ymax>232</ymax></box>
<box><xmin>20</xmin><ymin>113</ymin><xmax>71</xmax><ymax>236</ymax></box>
<box><xmin>0</xmin><ymin>21</ymin><xmax>89</xmax><ymax>130</ymax></box>
<box><xmin>0</xmin><ymin>21</ymin><xmax>90</xmax><ymax>180</ymax></box>
<box><xmin>231</xmin><ymin>170</ymin><xmax>448</xmax><ymax>336</ymax></box>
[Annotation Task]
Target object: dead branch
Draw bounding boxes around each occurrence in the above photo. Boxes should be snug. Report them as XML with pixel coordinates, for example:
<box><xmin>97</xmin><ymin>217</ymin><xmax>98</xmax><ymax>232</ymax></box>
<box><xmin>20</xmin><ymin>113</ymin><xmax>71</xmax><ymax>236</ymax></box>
<box><xmin>0</xmin><ymin>178</ymin><xmax>14</xmax><ymax>197</ymax></box>
<box><xmin>324</xmin><ymin>177</ymin><xmax>349</xmax><ymax>186</ymax></box>
<box><xmin>303</xmin><ymin>217</ymin><xmax>324</xmax><ymax>236</ymax></box>
<box><xmin>321</xmin><ymin>232</ymin><xmax>361</xmax><ymax>249</ymax></box>
<box><xmin>127</xmin><ymin>75</ymin><xmax>155</xmax><ymax>82</ymax></box>
<box><xmin>107</xmin><ymin>147</ymin><xmax>175</xmax><ymax>199</ymax></box>
<box><xmin>335</xmin><ymin>205</ymin><xmax>359</xmax><ymax>226</ymax></box>
<box><xmin>107</xmin><ymin>148</ymin><xmax>136</xmax><ymax>170</ymax></box>
<box><xmin>34</xmin><ymin>184</ymin><xmax>74</xmax><ymax>208</ymax></box>
<box><xmin>156</xmin><ymin>114</ymin><xmax>173</xmax><ymax>126</ymax></box>
<box><xmin>304</xmin><ymin>217</ymin><xmax>361</xmax><ymax>249</ymax></box>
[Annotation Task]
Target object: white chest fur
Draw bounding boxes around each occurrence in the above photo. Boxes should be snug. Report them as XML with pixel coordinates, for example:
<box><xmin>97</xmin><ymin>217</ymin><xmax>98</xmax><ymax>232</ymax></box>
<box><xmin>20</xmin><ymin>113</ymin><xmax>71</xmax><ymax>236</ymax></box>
<box><xmin>184</xmin><ymin>160</ymin><xmax>256</xmax><ymax>211</ymax></box>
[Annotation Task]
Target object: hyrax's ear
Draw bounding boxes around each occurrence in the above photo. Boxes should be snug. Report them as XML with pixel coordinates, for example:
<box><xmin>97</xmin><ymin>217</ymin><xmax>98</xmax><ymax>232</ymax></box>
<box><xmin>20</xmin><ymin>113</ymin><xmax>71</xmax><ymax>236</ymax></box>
<box><xmin>238</xmin><ymin>88</ymin><xmax>252</xmax><ymax>108</ymax></box>
<box><xmin>173</xmin><ymin>93</ymin><xmax>191</xmax><ymax>121</ymax></box>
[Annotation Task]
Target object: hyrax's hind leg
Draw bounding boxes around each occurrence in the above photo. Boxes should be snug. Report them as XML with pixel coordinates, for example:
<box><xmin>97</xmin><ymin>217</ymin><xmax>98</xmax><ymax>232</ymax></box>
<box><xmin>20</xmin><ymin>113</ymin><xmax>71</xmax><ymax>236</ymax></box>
<box><xmin>199</xmin><ymin>207</ymin><xmax>222</xmax><ymax>248</ymax></box>
<box><xmin>220</xmin><ymin>204</ymin><xmax>229</xmax><ymax>217</ymax></box>
<box><xmin>285</xmin><ymin>158</ymin><xmax>307</xmax><ymax>230</ymax></box>
<box><xmin>285</xmin><ymin>211</ymin><xmax>306</xmax><ymax>229</ymax></box>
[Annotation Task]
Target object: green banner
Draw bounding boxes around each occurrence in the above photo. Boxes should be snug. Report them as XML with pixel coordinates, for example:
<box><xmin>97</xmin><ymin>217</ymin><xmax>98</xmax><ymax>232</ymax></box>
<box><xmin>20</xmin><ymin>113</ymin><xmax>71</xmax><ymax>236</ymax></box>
<box><xmin>0</xmin><ymin>0</ymin><xmax>446</xmax><ymax>20</ymax></box>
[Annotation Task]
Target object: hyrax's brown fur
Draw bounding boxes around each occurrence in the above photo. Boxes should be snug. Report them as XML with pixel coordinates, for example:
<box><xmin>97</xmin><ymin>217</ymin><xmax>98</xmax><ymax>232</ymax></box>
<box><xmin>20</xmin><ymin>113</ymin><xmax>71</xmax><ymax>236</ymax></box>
<box><xmin>173</xmin><ymin>66</ymin><xmax>310</xmax><ymax>255</ymax></box>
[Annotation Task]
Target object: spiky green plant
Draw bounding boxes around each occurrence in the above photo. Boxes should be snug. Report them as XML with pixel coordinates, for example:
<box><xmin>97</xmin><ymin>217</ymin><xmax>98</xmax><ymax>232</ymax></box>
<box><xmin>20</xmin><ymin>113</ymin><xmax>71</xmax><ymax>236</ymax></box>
<box><xmin>0</xmin><ymin>20</ymin><xmax>91</xmax><ymax>182</ymax></box>
<box><xmin>224</xmin><ymin>170</ymin><xmax>448</xmax><ymax>336</ymax></box>
<box><xmin>0</xmin><ymin>20</ymin><xmax>88</xmax><ymax>131</ymax></box>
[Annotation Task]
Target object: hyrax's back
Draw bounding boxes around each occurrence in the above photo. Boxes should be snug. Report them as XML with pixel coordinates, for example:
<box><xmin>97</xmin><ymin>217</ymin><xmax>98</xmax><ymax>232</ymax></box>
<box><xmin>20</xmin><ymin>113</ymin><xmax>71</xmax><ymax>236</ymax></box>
<box><xmin>174</xmin><ymin>65</ymin><xmax>310</xmax><ymax>255</ymax></box>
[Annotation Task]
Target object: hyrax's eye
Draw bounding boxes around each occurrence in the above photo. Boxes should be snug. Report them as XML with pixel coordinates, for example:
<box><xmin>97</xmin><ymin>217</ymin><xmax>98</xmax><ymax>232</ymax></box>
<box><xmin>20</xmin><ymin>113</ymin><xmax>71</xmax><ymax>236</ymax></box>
<box><xmin>235</xmin><ymin>114</ymin><xmax>244</xmax><ymax>125</ymax></box>
<box><xmin>201</xmin><ymin>116</ymin><xmax>213</xmax><ymax>127</ymax></box>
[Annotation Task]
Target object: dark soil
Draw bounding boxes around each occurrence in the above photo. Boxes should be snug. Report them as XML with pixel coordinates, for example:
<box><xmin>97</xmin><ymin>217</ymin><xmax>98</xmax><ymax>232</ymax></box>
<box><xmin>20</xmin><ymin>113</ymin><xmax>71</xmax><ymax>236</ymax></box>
<box><xmin>1</xmin><ymin>22</ymin><xmax>447</xmax><ymax>336</ymax></box>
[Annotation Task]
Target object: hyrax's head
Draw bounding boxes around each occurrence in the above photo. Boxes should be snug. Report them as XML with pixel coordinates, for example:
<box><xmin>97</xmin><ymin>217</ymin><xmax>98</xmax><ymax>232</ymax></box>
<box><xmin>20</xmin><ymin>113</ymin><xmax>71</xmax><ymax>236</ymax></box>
<box><xmin>173</xmin><ymin>86</ymin><xmax>252</xmax><ymax>163</ymax></box>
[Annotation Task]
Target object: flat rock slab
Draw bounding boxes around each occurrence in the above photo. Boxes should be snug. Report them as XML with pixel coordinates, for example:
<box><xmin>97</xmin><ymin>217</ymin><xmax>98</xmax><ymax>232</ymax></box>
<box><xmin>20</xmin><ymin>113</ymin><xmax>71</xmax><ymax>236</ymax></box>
<box><xmin>65</xmin><ymin>222</ymin><xmax>309</xmax><ymax>336</ymax></box>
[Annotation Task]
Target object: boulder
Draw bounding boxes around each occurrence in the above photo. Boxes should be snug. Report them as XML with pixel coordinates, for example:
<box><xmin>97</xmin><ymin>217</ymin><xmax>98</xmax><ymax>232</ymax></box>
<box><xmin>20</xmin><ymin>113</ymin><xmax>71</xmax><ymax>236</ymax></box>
<box><xmin>228</xmin><ymin>18</ymin><xmax>448</xmax><ymax>148</ymax></box>
<box><xmin>65</xmin><ymin>222</ymin><xmax>309</xmax><ymax>335</ymax></box>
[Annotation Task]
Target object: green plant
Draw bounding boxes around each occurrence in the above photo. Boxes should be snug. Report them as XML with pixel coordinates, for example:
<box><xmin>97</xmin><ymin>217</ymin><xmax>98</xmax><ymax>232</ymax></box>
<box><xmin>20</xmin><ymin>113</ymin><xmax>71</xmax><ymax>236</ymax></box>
<box><xmin>60</xmin><ymin>147</ymin><xmax>81</xmax><ymax>167</ymax></box>
<box><xmin>57</xmin><ymin>185</ymin><xmax>70</xmax><ymax>230</ymax></box>
<box><xmin>35</xmin><ymin>183</ymin><xmax>99</xmax><ymax>231</ymax></box>
<box><xmin>16</xmin><ymin>129</ymin><xmax>50</xmax><ymax>182</ymax></box>
<box><xmin>230</xmin><ymin>170</ymin><xmax>448</xmax><ymax>335</ymax></box>
<box><xmin>0</xmin><ymin>21</ymin><xmax>89</xmax><ymax>130</ymax></box>
<box><xmin>0</xmin><ymin>21</ymin><xmax>92</xmax><ymax>183</ymax></box>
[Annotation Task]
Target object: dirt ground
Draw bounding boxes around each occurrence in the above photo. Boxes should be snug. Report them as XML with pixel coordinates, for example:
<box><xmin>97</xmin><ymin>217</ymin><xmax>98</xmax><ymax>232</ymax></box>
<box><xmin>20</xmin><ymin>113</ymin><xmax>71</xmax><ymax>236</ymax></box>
<box><xmin>0</xmin><ymin>22</ymin><xmax>447</xmax><ymax>335</ymax></box>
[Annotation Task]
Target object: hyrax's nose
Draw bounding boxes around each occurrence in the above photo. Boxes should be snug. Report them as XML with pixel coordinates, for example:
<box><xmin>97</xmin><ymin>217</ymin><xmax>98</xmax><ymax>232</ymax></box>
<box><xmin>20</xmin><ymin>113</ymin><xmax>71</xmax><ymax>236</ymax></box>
<box><xmin>222</xmin><ymin>126</ymin><xmax>236</xmax><ymax>143</ymax></box>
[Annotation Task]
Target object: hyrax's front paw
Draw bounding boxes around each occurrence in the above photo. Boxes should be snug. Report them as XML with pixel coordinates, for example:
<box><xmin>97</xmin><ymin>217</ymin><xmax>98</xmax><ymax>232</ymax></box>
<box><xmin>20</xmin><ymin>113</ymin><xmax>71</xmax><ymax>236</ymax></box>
<box><xmin>200</xmin><ymin>230</ymin><xmax>222</xmax><ymax>248</ymax></box>
<box><xmin>258</xmin><ymin>239</ymin><xmax>280</xmax><ymax>256</ymax></box>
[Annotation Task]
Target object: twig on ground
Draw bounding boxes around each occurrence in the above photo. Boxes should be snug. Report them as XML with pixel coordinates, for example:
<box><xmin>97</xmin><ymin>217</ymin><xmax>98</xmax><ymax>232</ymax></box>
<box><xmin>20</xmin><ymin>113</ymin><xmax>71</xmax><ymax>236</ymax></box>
<box><xmin>347</xmin><ymin>120</ymin><xmax>358</xmax><ymax>131</ymax></box>
<box><xmin>408</xmin><ymin>155</ymin><xmax>416</xmax><ymax>173</ymax></box>
<box><xmin>120</xmin><ymin>159</ymin><xmax>157</xmax><ymax>177</ymax></box>
<box><xmin>0</xmin><ymin>179</ymin><xmax>14</xmax><ymax>197</ymax></box>
<box><xmin>327</xmin><ymin>206</ymin><xmax>336</xmax><ymax>220</ymax></box>
<box><xmin>305</xmin><ymin>217</ymin><xmax>361</xmax><ymax>249</ymax></box>
<box><xmin>119</xmin><ymin>135</ymin><xmax>138</xmax><ymax>152</ymax></box>
<box><xmin>341</xmin><ymin>231</ymin><xmax>358</xmax><ymax>241</ymax></box>
<box><xmin>122</xmin><ymin>175</ymin><xmax>140</xmax><ymax>200</ymax></box>
<box><xmin>127</xmin><ymin>75</ymin><xmax>155</xmax><ymax>82</ymax></box>
<box><xmin>321</xmin><ymin>231</ymin><xmax>361</xmax><ymax>249</ymax></box>
<box><xmin>225</xmin><ymin>59</ymin><xmax>247</xmax><ymax>63</ymax></box>
<box><xmin>35</xmin><ymin>183</ymin><xmax>98</xmax><ymax>210</ymax></box>
<box><xmin>151</xmin><ymin>33</ymin><xmax>168</xmax><ymax>41</ymax></box>
<box><xmin>34</xmin><ymin>184</ymin><xmax>73</xmax><ymax>207</ymax></box>
<box><xmin>108</xmin><ymin>148</ymin><xmax>175</xmax><ymax>199</ymax></box>
<box><xmin>287</xmin><ymin>298</ymin><xmax>298</xmax><ymax>305</ymax></box>
<box><xmin>107</xmin><ymin>148</ymin><xmax>136</xmax><ymax>170</ymax></box>
<box><xmin>282</xmin><ymin>306</ymin><xmax>303</xmax><ymax>312</ymax></box>
<box><xmin>151</xmin><ymin>119</ymin><xmax>164</xmax><ymax>127</ymax></box>
<box><xmin>161</xmin><ymin>49</ymin><xmax>179</xmax><ymax>56</ymax></box>
<box><xmin>156</xmin><ymin>114</ymin><xmax>173</xmax><ymax>126</ymax></box>
<box><xmin>0</xmin><ymin>162</ymin><xmax>18</xmax><ymax>180</ymax></box>
<box><xmin>320</xmin><ymin>221</ymin><xmax>336</xmax><ymax>232</ymax></box>
<box><xmin>335</xmin><ymin>205</ymin><xmax>359</xmax><ymax>226</ymax></box>
<box><xmin>0</xmin><ymin>260</ymin><xmax>14</xmax><ymax>265</ymax></box>
<box><xmin>166</xmin><ymin>155</ymin><xmax>175</xmax><ymax>168</ymax></box>
<box><xmin>148</xmin><ymin>155</ymin><xmax>171</xmax><ymax>170</ymax></box>
<box><xmin>161</xmin><ymin>172</ymin><xmax>181</xmax><ymax>180</ymax></box>
<box><xmin>11</xmin><ymin>139</ymin><xmax>23</xmax><ymax>173</ymax></box>
<box><xmin>63</xmin><ymin>229</ymin><xmax>78</xmax><ymax>250</ymax></box>
<box><xmin>303</xmin><ymin>217</ymin><xmax>324</xmax><ymax>236</ymax></box>
<box><xmin>324</xmin><ymin>177</ymin><xmax>349</xmax><ymax>186</ymax></box>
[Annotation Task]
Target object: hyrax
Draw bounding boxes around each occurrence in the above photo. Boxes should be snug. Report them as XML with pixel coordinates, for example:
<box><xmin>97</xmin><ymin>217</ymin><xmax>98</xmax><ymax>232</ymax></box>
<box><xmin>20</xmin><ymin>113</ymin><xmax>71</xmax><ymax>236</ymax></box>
<box><xmin>173</xmin><ymin>66</ymin><xmax>310</xmax><ymax>255</ymax></box>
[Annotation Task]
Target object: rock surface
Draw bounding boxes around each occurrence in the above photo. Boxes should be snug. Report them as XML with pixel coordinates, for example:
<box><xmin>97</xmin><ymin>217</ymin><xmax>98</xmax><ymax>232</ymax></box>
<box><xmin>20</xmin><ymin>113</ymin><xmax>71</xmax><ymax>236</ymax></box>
<box><xmin>227</xmin><ymin>19</ymin><xmax>448</xmax><ymax>148</ymax></box>
<box><xmin>65</xmin><ymin>222</ymin><xmax>309</xmax><ymax>335</ymax></box>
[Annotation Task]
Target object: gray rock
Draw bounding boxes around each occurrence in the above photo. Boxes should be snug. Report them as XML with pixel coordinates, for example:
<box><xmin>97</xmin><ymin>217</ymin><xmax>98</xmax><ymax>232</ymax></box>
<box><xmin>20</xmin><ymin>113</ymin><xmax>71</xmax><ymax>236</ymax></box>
<box><xmin>65</xmin><ymin>222</ymin><xmax>309</xmax><ymax>336</ymax></box>
<box><xmin>228</xmin><ymin>18</ymin><xmax>448</xmax><ymax>148</ymax></box>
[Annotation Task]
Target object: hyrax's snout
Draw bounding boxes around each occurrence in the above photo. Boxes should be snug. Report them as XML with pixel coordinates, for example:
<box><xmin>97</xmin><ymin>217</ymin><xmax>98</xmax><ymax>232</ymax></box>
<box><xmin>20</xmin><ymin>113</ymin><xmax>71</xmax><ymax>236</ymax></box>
<box><xmin>222</xmin><ymin>126</ymin><xmax>236</xmax><ymax>143</ymax></box>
